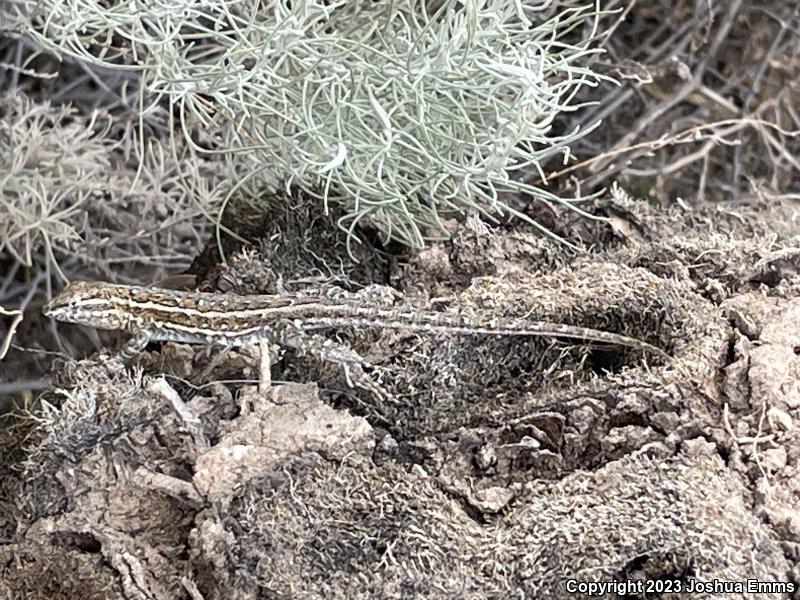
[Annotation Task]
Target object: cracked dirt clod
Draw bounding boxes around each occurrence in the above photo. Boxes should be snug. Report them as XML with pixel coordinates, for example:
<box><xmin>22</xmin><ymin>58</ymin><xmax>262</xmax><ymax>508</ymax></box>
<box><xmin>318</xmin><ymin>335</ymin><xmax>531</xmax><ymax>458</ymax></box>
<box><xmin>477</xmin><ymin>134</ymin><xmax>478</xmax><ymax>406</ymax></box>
<box><xmin>1</xmin><ymin>197</ymin><xmax>799</xmax><ymax>598</ymax></box>
<box><xmin>193</xmin><ymin>384</ymin><xmax>374</xmax><ymax>504</ymax></box>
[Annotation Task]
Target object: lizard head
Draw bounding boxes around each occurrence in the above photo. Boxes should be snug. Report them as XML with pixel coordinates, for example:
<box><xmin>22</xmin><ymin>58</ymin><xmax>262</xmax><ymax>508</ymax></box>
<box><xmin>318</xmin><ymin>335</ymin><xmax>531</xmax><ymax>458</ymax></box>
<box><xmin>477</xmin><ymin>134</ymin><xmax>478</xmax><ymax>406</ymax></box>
<box><xmin>43</xmin><ymin>281</ymin><xmax>133</xmax><ymax>331</ymax></box>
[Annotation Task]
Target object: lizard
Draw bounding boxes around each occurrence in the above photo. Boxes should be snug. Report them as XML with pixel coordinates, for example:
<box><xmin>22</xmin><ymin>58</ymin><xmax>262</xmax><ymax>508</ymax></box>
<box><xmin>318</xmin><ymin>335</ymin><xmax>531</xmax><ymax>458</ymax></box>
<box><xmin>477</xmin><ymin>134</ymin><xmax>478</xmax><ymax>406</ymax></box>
<box><xmin>43</xmin><ymin>280</ymin><xmax>669</xmax><ymax>398</ymax></box>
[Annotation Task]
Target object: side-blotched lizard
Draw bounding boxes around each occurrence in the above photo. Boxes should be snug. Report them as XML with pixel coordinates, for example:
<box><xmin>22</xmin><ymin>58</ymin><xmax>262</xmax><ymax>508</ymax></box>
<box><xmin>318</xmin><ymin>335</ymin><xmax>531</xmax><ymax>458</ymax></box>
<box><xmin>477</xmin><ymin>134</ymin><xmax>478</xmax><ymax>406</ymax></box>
<box><xmin>44</xmin><ymin>281</ymin><xmax>668</xmax><ymax>396</ymax></box>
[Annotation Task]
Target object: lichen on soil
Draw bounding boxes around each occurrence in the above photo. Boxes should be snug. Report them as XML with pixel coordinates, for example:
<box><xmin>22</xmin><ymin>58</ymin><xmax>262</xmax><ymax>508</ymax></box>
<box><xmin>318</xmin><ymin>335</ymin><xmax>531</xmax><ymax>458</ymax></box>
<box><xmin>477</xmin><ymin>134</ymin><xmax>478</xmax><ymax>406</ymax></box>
<box><xmin>1</xmin><ymin>194</ymin><xmax>799</xmax><ymax>599</ymax></box>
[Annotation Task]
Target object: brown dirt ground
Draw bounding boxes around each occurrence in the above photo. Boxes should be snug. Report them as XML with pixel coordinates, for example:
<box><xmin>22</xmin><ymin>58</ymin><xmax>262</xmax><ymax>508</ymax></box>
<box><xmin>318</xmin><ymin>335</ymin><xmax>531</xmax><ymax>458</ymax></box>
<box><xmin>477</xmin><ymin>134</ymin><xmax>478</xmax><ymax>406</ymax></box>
<box><xmin>1</xmin><ymin>194</ymin><xmax>798</xmax><ymax>599</ymax></box>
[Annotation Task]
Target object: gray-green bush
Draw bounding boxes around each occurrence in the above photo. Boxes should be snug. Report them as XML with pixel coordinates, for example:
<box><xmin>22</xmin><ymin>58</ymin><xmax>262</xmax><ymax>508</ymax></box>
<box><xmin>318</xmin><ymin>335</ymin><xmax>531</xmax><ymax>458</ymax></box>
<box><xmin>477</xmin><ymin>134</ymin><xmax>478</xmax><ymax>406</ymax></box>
<box><xmin>22</xmin><ymin>0</ymin><xmax>608</xmax><ymax>250</ymax></box>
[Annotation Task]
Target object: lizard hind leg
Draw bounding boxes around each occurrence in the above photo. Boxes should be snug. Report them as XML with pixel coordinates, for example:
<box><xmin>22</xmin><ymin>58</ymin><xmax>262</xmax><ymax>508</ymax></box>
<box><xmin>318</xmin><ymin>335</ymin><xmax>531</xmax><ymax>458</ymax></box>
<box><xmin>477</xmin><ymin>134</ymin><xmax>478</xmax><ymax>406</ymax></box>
<box><xmin>271</xmin><ymin>321</ymin><xmax>392</xmax><ymax>405</ymax></box>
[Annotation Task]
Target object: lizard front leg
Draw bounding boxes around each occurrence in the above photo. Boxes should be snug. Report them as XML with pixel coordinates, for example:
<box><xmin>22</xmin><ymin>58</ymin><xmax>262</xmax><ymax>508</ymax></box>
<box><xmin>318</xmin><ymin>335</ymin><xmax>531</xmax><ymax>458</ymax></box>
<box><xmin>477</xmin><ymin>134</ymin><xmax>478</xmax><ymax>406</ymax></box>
<box><xmin>117</xmin><ymin>330</ymin><xmax>153</xmax><ymax>363</ymax></box>
<box><xmin>258</xmin><ymin>338</ymin><xmax>271</xmax><ymax>395</ymax></box>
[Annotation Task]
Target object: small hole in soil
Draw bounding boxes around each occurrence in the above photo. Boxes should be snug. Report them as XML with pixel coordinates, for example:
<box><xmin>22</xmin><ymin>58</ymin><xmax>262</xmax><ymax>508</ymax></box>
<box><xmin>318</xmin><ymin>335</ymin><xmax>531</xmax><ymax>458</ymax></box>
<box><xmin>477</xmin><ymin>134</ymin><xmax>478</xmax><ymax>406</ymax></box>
<box><xmin>51</xmin><ymin>531</ymin><xmax>102</xmax><ymax>553</ymax></box>
<box><xmin>507</xmin><ymin>365</ymin><xmax>524</xmax><ymax>378</ymax></box>
<box><xmin>616</xmin><ymin>554</ymin><xmax>696</xmax><ymax>598</ymax></box>
<box><xmin>585</xmin><ymin>347</ymin><xmax>626</xmax><ymax>374</ymax></box>
<box><xmin>750</xmin><ymin>268</ymin><xmax>782</xmax><ymax>287</ymax></box>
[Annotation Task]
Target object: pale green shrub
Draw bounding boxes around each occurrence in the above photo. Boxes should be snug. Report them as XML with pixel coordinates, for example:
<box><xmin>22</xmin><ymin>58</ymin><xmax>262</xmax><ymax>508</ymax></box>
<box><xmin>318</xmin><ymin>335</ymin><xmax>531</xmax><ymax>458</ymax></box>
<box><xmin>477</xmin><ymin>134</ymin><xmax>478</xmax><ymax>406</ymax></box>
<box><xmin>23</xmin><ymin>0</ymin><xmax>607</xmax><ymax>250</ymax></box>
<box><xmin>0</xmin><ymin>95</ymin><xmax>110</xmax><ymax>274</ymax></box>
<box><xmin>0</xmin><ymin>93</ymin><xmax>226</xmax><ymax>280</ymax></box>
